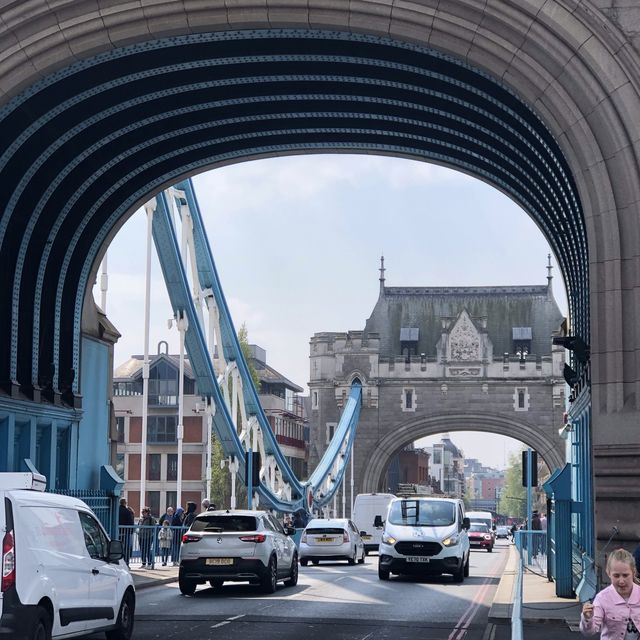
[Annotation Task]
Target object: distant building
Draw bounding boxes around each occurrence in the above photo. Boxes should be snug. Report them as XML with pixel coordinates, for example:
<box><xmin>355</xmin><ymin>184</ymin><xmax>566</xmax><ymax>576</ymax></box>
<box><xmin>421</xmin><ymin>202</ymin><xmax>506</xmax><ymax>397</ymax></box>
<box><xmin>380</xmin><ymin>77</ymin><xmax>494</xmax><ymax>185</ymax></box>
<box><xmin>112</xmin><ymin>342</ymin><xmax>307</xmax><ymax>517</ymax></box>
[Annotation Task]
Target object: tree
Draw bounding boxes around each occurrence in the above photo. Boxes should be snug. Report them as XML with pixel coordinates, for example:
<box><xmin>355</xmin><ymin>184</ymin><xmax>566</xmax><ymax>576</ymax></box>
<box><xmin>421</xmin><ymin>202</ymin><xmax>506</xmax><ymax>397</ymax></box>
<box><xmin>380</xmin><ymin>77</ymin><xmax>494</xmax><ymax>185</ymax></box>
<box><xmin>498</xmin><ymin>450</ymin><xmax>527</xmax><ymax>519</ymax></box>
<box><xmin>237</xmin><ymin>323</ymin><xmax>261</xmax><ymax>392</ymax></box>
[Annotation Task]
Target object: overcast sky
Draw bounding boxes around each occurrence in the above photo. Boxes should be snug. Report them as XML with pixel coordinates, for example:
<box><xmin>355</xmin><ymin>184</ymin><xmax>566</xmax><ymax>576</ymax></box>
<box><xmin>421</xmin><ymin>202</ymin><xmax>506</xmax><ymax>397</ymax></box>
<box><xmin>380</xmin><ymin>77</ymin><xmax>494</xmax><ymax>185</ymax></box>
<box><xmin>98</xmin><ymin>154</ymin><xmax>567</xmax><ymax>470</ymax></box>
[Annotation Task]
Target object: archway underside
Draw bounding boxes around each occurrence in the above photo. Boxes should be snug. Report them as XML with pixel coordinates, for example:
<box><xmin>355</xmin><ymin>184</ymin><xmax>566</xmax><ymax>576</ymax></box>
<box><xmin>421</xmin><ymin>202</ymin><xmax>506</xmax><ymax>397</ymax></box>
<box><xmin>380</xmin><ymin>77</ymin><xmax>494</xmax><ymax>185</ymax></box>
<box><xmin>361</xmin><ymin>413</ymin><xmax>565</xmax><ymax>494</ymax></box>
<box><xmin>0</xmin><ymin>29</ymin><xmax>588</xmax><ymax>403</ymax></box>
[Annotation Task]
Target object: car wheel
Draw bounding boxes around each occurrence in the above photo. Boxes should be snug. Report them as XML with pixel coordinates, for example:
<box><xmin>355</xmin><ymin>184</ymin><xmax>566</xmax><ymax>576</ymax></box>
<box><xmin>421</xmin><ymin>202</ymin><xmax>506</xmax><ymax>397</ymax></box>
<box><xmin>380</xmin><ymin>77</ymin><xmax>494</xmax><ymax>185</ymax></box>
<box><xmin>300</xmin><ymin>558</ymin><xmax>308</xmax><ymax>567</ymax></box>
<box><xmin>179</xmin><ymin>571</ymin><xmax>197</xmax><ymax>596</ymax></box>
<box><xmin>358</xmin><ymin>548</ymin><xmax>365</xmax><ymax>564</ymax></box>
<box><xmin>452</xmin><ymin>559</ymin><xmax>465</xmax><ymax>583</ymax></box>
<box><xmin>261</xmin><ymin>556</ymin><xmax>277</xmax><ymax>594</ymax></box>
<box><xmin>487</xmin><ymin>546</ymin><xmax>493</xmax><ymax>553</ymax></box>
<box><xmin>209</xmin><ymin>579</ymin><xmax>224</xmax><ymax>588</ymax></box>
<box><xmin>106</xmin><ymin>589</ymin><xmax>135</xmax><ymax>640</ymax></box>
<box><xmin>463</xmin><ymin>554</ymin><xmax>470</xmax><ymax>577</ymax></box>
<box><xmin>378</xmin><ymin>564</ymin><xmax>390</xmax><ymax>581</ymax></box>
<box><xmin>348</xmin><ymin>548</ymin><xmax>357</xmax><ymax>565</ymax></box>
<box><xmin>30</xmin><ymin>606</ymin><xmax>52</xmax><ymax>640</ymax></box>
<box><xmin>284</xmin><ymin>554</ymin><xmax>299</xmax><ymax>587</ymax></box>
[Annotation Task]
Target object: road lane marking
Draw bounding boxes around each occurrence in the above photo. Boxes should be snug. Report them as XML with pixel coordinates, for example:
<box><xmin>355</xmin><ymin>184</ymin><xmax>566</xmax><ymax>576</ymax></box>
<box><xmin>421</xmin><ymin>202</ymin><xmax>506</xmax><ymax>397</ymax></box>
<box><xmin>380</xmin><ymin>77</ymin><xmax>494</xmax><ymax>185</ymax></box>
<box><xmin>210</xmin><ymin>614</ymin><xmax>245</xmax><ymax>629</ymax></box>
<box><xmin>447</xmin><ymin>561</ymin><xmax>504</xmax><ymax>640</ymax></box>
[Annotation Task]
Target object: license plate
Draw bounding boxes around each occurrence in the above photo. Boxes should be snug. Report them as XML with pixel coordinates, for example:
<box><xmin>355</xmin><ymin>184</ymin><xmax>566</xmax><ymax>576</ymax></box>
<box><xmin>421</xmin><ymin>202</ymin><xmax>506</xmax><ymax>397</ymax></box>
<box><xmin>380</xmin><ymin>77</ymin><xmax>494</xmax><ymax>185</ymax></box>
<box><xmin>206</xmin><ymin>558</ymin><xmax>233</xmax><ymax>565</ymax></box>
<box><xmin>406</xmin><ymin>556</ymin><xmax>430</xmax><ymax>563</ymax></box>
<box><xmin>361</xmin><ymin>535</ymin><xmax>372</xmax><ymax>540</ymax></box>
<box><xmin>315</xmin><ymin>537</ymin><xmax>334</xmax><ymax>543</ymax></box>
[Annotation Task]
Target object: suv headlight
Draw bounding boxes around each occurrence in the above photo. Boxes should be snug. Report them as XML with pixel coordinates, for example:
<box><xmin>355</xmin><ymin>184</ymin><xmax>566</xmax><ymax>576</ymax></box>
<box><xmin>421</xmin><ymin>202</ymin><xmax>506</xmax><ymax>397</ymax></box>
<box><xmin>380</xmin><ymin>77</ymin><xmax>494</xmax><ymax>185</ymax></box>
<box><xmin>442</xmin><ymin>533</ymin><xmax>460</xmax><ymax>547</ymax></box>
<box><xmin>381</xmin><ymin>533</ymin><xmax>396</xmax><ymax>545</ymax></box>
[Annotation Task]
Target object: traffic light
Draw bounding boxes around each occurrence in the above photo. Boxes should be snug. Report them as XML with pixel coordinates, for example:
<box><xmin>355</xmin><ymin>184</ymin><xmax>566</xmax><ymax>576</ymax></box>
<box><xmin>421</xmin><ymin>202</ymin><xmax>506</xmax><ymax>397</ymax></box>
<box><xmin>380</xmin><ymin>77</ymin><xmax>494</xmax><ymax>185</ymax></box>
<box><xmin>521</xmin><ymin>450</ymin><xmax>538</xmax><ymax>486</ymax></box>
<box><xmin>245</xmin><ymin>451</ymin><xmax>261</xmax><ymax>487</ymax></box>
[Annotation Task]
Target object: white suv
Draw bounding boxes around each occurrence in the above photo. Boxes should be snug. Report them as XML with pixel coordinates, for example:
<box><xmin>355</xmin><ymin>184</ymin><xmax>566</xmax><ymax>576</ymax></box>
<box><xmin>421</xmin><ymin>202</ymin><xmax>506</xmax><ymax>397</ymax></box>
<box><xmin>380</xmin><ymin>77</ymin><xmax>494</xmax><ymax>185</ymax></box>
<box><xmin>0</xmin><ymin>472</ymin><xmax>135</xmax><ymax>640</ymax></box>
<box><xmin>378</xmin><ymin>497</ymin><xmax>470</xmax><ymax>582</ymax></box>
<box><xmin>178</xmin><ymin>510</ymin><xmax>298</xmax><ymax>595</ymax></box>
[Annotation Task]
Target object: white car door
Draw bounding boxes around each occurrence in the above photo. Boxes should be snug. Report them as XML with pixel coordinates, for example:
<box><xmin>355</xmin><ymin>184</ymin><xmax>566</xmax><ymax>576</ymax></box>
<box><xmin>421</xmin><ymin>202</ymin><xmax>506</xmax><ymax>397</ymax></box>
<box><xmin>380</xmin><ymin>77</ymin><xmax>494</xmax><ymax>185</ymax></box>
<box><xmin>79</xmin><ymin>511</ymin><xmax>121</xmax><ymax>633</ymax></box>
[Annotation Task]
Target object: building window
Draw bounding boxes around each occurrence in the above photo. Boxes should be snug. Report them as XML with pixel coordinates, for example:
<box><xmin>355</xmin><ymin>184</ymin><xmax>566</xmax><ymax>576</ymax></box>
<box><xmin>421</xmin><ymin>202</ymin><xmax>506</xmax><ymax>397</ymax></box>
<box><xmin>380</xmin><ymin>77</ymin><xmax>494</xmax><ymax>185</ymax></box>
<box><xmin>514</xmin><ymin>387</ymin><xmax>529</xmax><ymax>412</ymax></box>
<box><xmin>402</xmin><ymin>387</ymin><xmax>416</xmax><ymax>412</ymax></box>
<box><xmin>432</xmin><ymin>449</ymin><xmax>442</xmax><ymax>465</ymax></box>
<box><xmin>167</xmin><ymin>454</ymin><xmax>178</xmax><ymax>481</ymax></box>
<box><xmin>148</xmin><ymin>491</ymin><xmax>160</xmax><ymax>518</ymax></box>
<box><xmin>147</xmin><ymin>454</ymin><xmax>161</xmax><ymax>481</ymax></box>
<box><xmin>165</xmin><ymin>491</ymin><xmax>177</xmax><ymax>512</ymax></box>
<box><xmin>326</xmin><ymin>422</ymin><xmax>337</xmax><ymax>445</ymax></box>
<box><xmin>114</xmin><ymin>453</ymin><xmax>125</xmax><ymax>480</ymax></box>
<box><xmin>148</xmin><ymin>415</ymin><xmax>177</xmax><ymax>443</ymax></box>
<box><xmin>312</xmin><ymin>391</ymin><xmax>318</xmax><ymax>410</ymax></box>
<box><xmin>115</xmin><ymin>416</ymin><xmax>125</xmax><ymax>443</ymax></box>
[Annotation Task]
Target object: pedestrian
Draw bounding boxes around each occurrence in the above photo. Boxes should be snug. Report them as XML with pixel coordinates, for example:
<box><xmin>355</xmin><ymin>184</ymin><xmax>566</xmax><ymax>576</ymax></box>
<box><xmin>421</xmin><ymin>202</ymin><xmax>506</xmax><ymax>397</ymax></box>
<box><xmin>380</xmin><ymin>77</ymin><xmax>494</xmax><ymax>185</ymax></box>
<box><xmin>580</xmin><ymin>548</ymin><xmax>640</xmax><ymax>638</ymax></box>
<box><xmin>170</xmin><ymin>507</ymin><xmax>185</xmax><ymax>566</ymax></box>
<box><xmin>531</xmin><ymin>510</ymin><xmax>542</xmax><ymax>557</ymax></box>
<box><xmin>118</xmin><ymin>497</ymin><xmax>135</xmax><ymax>566</ymax></box>
<box><xmin>201</xmin><ymin>498</ymin><xmax>210</xmax><ymax>512</ymax></box>
<box><xmin>138</xmin><ymin>507</ymin><xmax>157</xmax><ymax>568</ymax></box>
<box><xmin>159</xmin><ymin>505</ymin><xmax>174</xmax><ymax>527</ymax></box>
<box><xmin>158</xmin><ymin>519</ymin><xmax>173</xmax><ymax>566</ymax></box>
<box><xmin>183</xmin><ymin>501</ymin><xmax>198</xmax><ymax>528</ymax></box>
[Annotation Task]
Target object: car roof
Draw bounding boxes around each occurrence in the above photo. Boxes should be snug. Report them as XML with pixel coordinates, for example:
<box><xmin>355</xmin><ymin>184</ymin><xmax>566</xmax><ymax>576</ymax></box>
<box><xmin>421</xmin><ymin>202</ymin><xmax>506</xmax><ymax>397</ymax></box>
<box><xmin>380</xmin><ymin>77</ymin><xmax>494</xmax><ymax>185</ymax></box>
<box><xmin>390</xmin><ymin>497</ymin><xmax>460</xmax><ymax>505</ymax></box>
<box><xmin>194</xmin><ymin>509</ymin><xmax>266</xmax><ymax>518</ymax></box>
<box><xmin>305</xmin><ymin>518</ymin><xmax>350</xmax><ymax>527</ymax></box>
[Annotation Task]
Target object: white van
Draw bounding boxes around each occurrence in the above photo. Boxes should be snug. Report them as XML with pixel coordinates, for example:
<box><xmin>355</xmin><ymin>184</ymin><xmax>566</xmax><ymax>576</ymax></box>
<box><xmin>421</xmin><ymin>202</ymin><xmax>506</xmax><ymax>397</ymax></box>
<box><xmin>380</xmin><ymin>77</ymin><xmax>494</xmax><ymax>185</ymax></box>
<box><xmin>352</xmin><ymin>493</ymin><xmax>395</xmax><ymax>553</ymax></box>
<box><xmin>378</xmin><ymin>497</ymin><xmax>470</xmax><ymax>582</ymax></box>
<box><xmin>0</xmin><ymin>472</ymin><xmax>135</xmax><ymax>640</ymax></box>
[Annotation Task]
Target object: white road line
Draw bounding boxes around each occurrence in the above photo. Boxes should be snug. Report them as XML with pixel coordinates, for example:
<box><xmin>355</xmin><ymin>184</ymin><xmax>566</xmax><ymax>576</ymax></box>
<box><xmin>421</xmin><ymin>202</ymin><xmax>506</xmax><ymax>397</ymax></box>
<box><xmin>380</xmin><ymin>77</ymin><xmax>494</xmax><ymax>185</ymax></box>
<box><xmin>210</xmin><ymin>614</ymin><xmax>245</xmax><ymax>629</ymax></box>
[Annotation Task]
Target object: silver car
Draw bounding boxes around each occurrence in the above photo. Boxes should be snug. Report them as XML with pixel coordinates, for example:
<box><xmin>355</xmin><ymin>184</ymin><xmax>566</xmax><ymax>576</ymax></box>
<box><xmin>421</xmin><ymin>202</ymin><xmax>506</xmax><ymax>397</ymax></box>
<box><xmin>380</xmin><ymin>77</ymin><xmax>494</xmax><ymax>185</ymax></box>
<box><xmin>178</xmin><ymin>510</ymin><xmax>298</xmax><ymax>595</ymax></box>
<box><xmin>299</xmin><ymin>518</ymin><xmax>366</xmax><ymax>566</ymax></box>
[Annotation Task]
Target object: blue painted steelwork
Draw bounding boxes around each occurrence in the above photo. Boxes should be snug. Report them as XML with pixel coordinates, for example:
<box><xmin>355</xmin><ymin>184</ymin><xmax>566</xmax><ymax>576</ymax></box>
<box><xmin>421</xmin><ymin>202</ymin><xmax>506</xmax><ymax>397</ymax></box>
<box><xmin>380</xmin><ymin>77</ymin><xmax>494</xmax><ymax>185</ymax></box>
<box><xmin>151</xmin><ymin>181</ymin><xmax>361</xmax><ymax>513</ymax></box>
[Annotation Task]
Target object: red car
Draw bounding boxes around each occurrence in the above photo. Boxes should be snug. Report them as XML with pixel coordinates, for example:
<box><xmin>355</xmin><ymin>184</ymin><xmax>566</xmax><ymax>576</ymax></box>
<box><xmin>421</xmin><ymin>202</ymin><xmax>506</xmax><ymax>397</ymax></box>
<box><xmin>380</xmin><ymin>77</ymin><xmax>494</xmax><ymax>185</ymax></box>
<box><xmin>468</xmin><ymin>523</ymin><xmax>493</xmax><ymax>552</ymax></box>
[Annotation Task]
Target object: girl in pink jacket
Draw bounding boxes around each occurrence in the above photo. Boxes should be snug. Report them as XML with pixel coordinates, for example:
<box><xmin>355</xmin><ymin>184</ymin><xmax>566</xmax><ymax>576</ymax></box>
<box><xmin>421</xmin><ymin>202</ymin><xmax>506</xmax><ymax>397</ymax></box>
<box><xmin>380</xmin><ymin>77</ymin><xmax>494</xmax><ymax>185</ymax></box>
<box><xmin>581</xmin><ymin>548</ymin><xmax>640</xmax><ymax>639</ymax></box>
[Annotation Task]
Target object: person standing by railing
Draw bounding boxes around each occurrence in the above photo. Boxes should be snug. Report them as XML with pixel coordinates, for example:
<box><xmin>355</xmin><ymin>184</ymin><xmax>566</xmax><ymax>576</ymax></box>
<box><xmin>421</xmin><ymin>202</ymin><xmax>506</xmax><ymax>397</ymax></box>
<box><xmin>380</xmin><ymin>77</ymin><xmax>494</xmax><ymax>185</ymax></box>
<box><xmin>138</xmin><ymin>507</ymin><xmax>157</xmax><ymax>568</ymax></box>
<box><xmin>118</xmin><ymin>498</ymin><xmax>135</xmax><ymax>566</ymax></box>
<box><xmin>158</xmin><ymin>519</ymin><xmax>173</xmax><ymax>566</ymax></box>
<box><xmin>580</xmin><ymin>548</ymin><xmax>640</xmax><ymax>639</ymax></box>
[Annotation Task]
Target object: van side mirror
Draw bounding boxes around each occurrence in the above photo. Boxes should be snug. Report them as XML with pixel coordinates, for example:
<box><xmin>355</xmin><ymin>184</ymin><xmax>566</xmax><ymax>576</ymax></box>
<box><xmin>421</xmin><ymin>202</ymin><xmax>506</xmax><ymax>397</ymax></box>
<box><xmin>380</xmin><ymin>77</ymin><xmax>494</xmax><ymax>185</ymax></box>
<box><xmin>462</xmin><ymin>517</ymin><xmax>471</xmax><ymax>530</ymax></box>
<box><xmin>108</xmin><ymin>539</ymin><xmax>124</xmax><ymax>562</ymax></box>
<box><xmin>373</xmin><ymin>515</ymin><xmax>384</xmax><ymax>528</ymax></box>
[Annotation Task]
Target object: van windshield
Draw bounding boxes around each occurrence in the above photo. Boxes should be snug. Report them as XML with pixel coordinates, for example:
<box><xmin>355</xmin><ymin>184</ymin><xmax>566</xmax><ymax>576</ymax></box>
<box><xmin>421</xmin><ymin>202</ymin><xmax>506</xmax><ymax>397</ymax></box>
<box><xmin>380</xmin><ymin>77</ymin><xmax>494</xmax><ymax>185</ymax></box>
<box><xmin>387</xmin><ymin>500</ymin><xmax>456</xmax><ymax>526</ymax></box>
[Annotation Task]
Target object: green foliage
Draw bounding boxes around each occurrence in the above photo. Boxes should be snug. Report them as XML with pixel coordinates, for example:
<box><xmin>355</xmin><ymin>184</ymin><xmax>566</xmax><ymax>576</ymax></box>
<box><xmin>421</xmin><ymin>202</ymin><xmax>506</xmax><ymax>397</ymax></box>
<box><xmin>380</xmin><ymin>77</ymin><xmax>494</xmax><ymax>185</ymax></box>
<box><xmin>209</xmin><ymin>436</ymin><xmax>248</xmax><ymax>509</ymax></box>
<box><xmin>238</xmin><ymin>323</ymin><xmax>261</xmax><ymax>392</ymax></box>
<box><xmin>498</xmin><ymin>450</ymin><xmax>527</xmax><ymax>518</ymax></box>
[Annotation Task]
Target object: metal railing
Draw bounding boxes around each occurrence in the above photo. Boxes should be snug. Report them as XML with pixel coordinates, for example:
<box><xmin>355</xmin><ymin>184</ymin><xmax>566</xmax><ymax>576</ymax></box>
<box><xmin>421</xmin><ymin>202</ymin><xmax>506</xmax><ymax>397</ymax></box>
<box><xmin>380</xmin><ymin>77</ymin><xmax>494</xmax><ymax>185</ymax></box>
<box><xmin>118</xmin><ymin>525</ymin><xmax>186</xmax><ymax>568</ymax></box>
<box><xmin>512</xmin><ymin>530</ymin><xmax>549</xmax><ymax>640</ymax></box>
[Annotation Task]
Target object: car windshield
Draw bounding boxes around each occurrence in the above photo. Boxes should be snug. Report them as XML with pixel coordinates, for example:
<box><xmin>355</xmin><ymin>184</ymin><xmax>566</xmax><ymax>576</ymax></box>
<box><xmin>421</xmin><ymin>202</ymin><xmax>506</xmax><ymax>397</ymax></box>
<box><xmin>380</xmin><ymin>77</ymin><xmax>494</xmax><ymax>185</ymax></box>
<box><xmin>387</xmin><ymin>500</ymin><xmax>455</xmax><ymax>526</ymax></box>
<box><xmin>190</xmin><ymin>515</ymin><xmax>258</xmax><ymax>532</ymax></box>
<box><xmin>469</xmin><ymin>523</ymin><xmax>489</xmax><ymax>532</ymax></box>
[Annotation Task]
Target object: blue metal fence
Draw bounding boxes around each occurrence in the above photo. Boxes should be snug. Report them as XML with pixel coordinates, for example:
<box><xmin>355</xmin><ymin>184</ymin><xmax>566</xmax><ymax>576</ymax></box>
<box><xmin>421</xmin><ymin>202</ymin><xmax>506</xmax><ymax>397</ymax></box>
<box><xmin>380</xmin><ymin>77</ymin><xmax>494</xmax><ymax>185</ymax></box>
<box><xmin>118</xmin><ymin>525</ymin><xmax>186</xmax><ymax>568</ymax></box>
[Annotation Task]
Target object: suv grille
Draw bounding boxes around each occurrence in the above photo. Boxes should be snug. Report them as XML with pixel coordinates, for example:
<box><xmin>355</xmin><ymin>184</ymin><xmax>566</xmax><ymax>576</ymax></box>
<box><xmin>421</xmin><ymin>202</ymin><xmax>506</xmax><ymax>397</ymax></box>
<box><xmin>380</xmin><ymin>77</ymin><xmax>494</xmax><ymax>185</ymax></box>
<box><xmin>395</xmin><ymin>541</ymin><xmax>442</xmax><ymax>556</ymax></box>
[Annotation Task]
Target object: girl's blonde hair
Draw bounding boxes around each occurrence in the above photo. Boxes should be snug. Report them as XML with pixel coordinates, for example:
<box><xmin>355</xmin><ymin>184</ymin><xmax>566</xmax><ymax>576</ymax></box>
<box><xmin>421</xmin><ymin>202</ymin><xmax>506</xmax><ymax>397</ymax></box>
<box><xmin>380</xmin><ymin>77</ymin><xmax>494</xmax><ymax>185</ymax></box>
<box><xmin>606</xmin><ymin>548</ymin><xmax>636</xmax><ymax>574</ymax></box>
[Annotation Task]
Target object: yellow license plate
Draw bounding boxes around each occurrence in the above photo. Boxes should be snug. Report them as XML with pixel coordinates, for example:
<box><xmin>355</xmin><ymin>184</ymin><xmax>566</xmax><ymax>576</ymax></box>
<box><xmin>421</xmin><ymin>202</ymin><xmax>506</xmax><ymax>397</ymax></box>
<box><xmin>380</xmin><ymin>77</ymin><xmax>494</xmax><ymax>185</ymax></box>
<box><xmin>316</xmin><ymin>537</ymin><xmax>334</xmax><ymax>543</ymax></box>
<box><xmin>206</xmin><ymin>558</ymin><xmax>233</xmax><ymax>565</ymax></box>
<box><xmin>361</xmin><ymin>535</ymin><xmax>372</xmax><ymax>540</ymax></box>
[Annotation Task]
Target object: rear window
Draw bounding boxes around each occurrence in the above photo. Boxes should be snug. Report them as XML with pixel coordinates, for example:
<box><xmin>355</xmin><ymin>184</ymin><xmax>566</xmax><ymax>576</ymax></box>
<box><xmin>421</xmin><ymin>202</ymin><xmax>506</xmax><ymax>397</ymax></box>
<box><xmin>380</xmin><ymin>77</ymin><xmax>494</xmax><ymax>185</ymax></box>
<box><xmin>306</xmin><ymin>527</ymin><xmax>345</xmax><ymax>535</ymax></box>
<box><xmin>387</xmin><ymin>500</ymin><xmax>456</xmax><ymax>527</ymax></box>
<box><xmin>190</xmin><ymin>515</ymin><xmax>257</xmax><ymax>532</ymax></box>
<box><xmin>469</xmin><ymin>523</ymin><xmax>489</xmax><ymax>532</ymax></box>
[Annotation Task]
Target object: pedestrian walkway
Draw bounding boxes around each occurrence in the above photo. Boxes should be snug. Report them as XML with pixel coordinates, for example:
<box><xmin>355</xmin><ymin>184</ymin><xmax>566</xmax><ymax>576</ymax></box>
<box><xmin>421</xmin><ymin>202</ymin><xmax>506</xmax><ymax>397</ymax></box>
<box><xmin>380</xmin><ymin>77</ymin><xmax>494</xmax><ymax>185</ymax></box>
<box><xmin>489</xmin><ymin>543</ymin><xmax>582</xmax><ymax>629</ymax></box>
<box><xmin>130</xmin><ymin>563</ymin><xmax>180</xmax><ymax>590</ymax></box>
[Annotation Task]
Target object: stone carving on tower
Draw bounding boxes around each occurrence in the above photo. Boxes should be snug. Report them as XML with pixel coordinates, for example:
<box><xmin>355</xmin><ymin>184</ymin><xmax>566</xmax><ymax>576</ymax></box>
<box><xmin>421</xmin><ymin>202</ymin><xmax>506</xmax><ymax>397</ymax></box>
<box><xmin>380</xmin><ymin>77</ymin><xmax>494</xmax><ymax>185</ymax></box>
<box><xmin>448</xmin><ymin>310</ymin><xmax>481</xmax><ymax>361</ymax></box>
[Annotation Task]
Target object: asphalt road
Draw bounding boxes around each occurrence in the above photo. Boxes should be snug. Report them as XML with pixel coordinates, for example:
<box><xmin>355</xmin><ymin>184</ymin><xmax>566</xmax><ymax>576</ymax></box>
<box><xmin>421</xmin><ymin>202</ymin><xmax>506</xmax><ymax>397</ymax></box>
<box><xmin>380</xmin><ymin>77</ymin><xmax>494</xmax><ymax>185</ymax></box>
<box><xmin>86</xmin><ymin>539</ymin><xmax>578</xmax><ymax>639</ymax></box>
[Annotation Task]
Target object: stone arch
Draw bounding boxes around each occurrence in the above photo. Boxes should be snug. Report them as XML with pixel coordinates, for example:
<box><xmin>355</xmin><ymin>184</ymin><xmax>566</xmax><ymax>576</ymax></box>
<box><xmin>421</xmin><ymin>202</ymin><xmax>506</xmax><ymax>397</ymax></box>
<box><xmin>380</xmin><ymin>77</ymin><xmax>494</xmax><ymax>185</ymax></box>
<box><xmin>361</xmin><ymin>412</ymin><xmax>565</xmax><ymax>494</ymax></box>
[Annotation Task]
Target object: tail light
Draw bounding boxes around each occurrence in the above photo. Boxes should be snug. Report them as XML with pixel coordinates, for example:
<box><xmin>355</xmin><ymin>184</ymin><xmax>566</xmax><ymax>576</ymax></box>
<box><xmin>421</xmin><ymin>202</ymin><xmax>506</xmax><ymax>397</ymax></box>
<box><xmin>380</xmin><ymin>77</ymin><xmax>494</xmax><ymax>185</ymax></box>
<box><xmin>301</xmin><ymin>533</ymin><xmax>307</xmax><ymax>543</ymax></box>
<box><xmin>343</xmin><ymin>530</ymin><xmax>349</xmax><ymax>543</ymax></box>
<box><xmin>239</xmin><ymin>534</ymin><xmax>266</xmax><ymax>543</ymax></box>
<box><xmin>181</xmin><ymin>533</ymin><xmax>201</xmax><ymax>544</ymax></box>
<box><xmin>1</xmin><ymin>530</ymin><xmax>15</xmax><ymax>592</ymax></box>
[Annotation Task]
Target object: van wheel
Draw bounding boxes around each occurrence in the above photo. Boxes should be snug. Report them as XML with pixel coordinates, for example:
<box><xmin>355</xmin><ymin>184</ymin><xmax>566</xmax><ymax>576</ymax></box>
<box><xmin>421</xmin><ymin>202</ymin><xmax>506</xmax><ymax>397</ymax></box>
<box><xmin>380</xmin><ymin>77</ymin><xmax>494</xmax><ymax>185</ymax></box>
<box><xmin>378</xmin><ymin>565</ymin><xmax>390</xmax><ymax>581</ymax></box>
<box><xmin>300</xmin><ymin>558</ymin><xmax>308</xmax><ymax>566</ymax></box>
<box><xmin>106</xmin><ymin>589</ymin><xmax>135</xmax><ymax>640</ymax></box>
<box><xmin>209</xmin><ymin>579</ymin><xmax>224</xmax><ymax>588</ymax></box>
<box><xmin>31</xmin><ymin>607</ymin><xmax>51</xmax><ymax>640</ymax></box>
<box><xmin>487</xmin><ymin>546</ymin><xmax>493</xmax><ymax>553</ymax></box>
<box><xmin>452</xmin><ymin>560</ymin><xmax>465</xmax><ymax>583</ymax></box>
<box><xmin>463</xmin><ymin>554</ymin><xmax>470</xmax><ymax>577</ymax></box>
